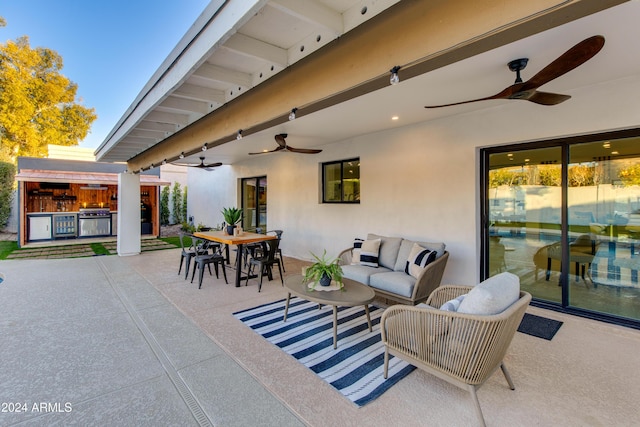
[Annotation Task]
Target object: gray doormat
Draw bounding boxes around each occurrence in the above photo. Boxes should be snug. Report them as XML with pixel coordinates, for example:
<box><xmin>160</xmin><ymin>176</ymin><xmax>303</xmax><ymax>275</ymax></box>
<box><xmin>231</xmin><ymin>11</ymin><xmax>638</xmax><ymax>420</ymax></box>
<box><xmin>518</xmin><ymin>313</ymin><xmax>563</xmax><ymax>340</ymax></box>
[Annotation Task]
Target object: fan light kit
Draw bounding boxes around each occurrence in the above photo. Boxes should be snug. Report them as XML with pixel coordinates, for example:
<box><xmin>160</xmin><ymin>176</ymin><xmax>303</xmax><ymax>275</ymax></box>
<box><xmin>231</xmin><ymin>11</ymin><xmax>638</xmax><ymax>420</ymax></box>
<box><xmin>425</xmin><ymin>35</ymin><xmax>605</xmax><ymax>108</ymax></box>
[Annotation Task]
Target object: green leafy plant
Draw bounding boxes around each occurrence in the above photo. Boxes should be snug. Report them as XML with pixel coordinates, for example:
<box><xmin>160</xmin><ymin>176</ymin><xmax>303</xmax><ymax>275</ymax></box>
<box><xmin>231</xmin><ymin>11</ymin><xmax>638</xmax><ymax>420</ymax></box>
<box><xmin>0</xmin><ymin>161</ymin><xmax>16</xmax><ymax>229</ymax></box>
<box><xmin>221</xmin><ymin>207</ymin><xmax>242</xmax><ymax>225</ymax></box>
<box><xmin>171</xmin><ymin>182</ymin><xmax>182</xmax><ymax>224</ymax></box>
<box><xmin>303</xmin><ymin>250</ymin><xmax>343</xmax><ymax>290</ymax></box>
<box><xmin>160</xmin><ymin>186</ymin><xmax>170</xmax><ymax>225</ymax></box>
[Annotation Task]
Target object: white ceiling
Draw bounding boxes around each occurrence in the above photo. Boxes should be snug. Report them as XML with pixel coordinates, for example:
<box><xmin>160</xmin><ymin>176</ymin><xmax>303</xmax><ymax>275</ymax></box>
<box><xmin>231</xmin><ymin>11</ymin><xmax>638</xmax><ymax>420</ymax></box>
<box><xmin>97</xmin><ymin>1</ymin><xmax>640</xmax><ymax>167</ymax></box>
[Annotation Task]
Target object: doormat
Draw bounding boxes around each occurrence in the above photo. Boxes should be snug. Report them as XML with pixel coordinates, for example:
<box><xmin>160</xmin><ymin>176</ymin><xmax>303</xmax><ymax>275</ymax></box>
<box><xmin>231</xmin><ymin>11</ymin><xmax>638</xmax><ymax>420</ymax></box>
<box><xmin>233</xmin><ymin>298</ymin><xmax>415</xmax><ymax>406</ymax></box>
<box><xmin>518</xmin><ymin>313</ymin><xmax>563</xmax><ymax>340</ymax></box>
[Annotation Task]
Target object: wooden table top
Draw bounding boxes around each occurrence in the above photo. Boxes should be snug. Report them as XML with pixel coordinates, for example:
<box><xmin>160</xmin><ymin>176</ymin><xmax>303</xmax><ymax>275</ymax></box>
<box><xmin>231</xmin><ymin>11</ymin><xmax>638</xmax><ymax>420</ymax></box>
<box><xmin>284</xmin><ymin>274</ymin><xmax>375</xmax><ymax>307</ymax></box>
<box><xmin>193</xmin><ymin>230</ymin><xmax>277</xmax><ymax>246</ymax></box>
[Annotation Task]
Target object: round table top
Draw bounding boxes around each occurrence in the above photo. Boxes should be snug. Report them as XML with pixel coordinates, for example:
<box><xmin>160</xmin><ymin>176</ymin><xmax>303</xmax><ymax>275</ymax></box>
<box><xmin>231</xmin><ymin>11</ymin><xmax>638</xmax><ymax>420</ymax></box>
<box><xmin>284</xmin><ymin>274</ymin><xmax>375</xmax><ymax>307</ymax></box>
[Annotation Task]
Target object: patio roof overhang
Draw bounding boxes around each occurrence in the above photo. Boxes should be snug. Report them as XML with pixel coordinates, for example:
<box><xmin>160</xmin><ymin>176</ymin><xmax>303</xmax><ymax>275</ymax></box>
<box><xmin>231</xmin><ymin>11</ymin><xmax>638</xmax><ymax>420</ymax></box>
<box><xmin>95</xmin><ymin>0</ymin><xmax>630</xmax><ymax>172</ymax></box>
<box><xmin>15</xmin><ymin>169</ymin><xmax>170</xmax><ymax>186</ymax></box>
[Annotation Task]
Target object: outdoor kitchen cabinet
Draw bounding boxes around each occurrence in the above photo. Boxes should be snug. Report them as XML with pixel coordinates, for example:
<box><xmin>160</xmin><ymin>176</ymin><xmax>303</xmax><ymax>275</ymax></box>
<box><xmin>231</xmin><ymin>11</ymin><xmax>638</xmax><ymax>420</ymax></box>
<box><xmin>28</xmin><ymin>214</ymin><xmax>52</xmax><ymax>241</ymax></box>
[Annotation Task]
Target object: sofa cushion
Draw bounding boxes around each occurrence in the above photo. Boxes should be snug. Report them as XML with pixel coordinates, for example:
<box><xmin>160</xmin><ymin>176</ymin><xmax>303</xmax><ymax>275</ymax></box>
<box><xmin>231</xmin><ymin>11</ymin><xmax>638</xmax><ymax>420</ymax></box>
<box><xmin>457</xmin><ymin>272</ymin><xmax>520</xmax><ymax>315</ymax></box>
<box><xmin>405</xmin><ymin>243</ymin><xmax>437</xmax><ymax>278</ymax></box>
<box><xmin>359</xmin><ymin>238</ymin><xmax>381</xmax><ymax>267</ymax></box>
<box><xmin>394</xmin><ymin>239</ymin><xmax>446</xmax><ymax>271</ymax></box>
<box><xmin>368</xmin><ymin>234</ymin><xmax>403</xmax><ymax>270</ymax></box>
<box><xmin>342</xmin><ymin>264</ymin><xmax>392</xmax><ymax>285</ymax></box>
<box><xmin>440</xmin><ymin>294</ymin><xmax>467</xmax><ymax>312</ymax></box>
<box><xmin>370</xmin><ymin>271</ymin><xmax>416</xmax><ymax>298</ymax></box>
<box><xmin>351</xmin><ymin>238</ymin><xmax>364</xmax><ymax>265</ymax></box>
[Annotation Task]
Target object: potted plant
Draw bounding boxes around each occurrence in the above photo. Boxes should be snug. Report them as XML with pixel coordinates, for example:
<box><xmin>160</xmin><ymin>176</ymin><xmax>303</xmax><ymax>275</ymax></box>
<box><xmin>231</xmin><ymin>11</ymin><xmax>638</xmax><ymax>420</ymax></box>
<box><xmin>221</xmin><ymin>207</ymin><xmax>242</xmax><ymax>235</ymax></box>
<box><xmin>303</xmin><ymin>250</ymin><xmax>344</xmax><ymax>289</ymax></box>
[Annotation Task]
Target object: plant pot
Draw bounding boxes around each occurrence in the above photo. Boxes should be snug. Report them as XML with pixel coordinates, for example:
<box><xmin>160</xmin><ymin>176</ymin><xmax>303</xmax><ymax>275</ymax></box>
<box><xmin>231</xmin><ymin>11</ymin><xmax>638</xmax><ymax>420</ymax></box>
<box><xmin>226</xmin><ymin>224</ymin><xmax>236</xmax><ymax>235</ymax></box>
<box><xmin>319</xmin><ymin>273</ymin><xmax>332</xmax><ymax>287</ymax></box>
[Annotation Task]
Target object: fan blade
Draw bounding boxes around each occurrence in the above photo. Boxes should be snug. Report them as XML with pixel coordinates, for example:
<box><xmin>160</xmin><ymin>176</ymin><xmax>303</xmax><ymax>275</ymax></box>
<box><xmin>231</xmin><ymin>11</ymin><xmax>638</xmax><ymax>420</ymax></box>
<box><xmin>424</xmin><ymin>86</ymin><xmax>517</xmax><ymax>108</ymax></box>
<box><xmin>526</xmin><ymin>91</ymin><xmax>571</xmax><ymax>105</ymax></box>
<box><xmin>521</xmin><ymin>35</ymin><xmax>605</xmax><ymax>91</ymax></box>
<box><xmin>287</xmin><ymin>147</ymin><xmax>322</xmax><ymax>154</ymax></box>
<box><xmin>201</xmin><ymin>162</ymin><xmax>222</xmax><ymax>168</ymax></box>
<box><xmin>249</xmin><ymin>146</ymin><xmax>285</xmax><ymax>155</ymax></box>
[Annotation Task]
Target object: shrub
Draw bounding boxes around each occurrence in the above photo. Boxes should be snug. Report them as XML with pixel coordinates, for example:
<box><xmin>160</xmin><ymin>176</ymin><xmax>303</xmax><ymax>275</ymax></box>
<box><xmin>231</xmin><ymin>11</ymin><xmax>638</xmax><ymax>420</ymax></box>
<box><xmin>0</xmin><ymin>162</ymin><xmax>16</xmax><ymax>229</ymax></box>
<box><xmin>160</xmin><ymin>186</ymin><xmax>170</xmax><ymax>225</ymax></box>
<box><xmin>171</xmin><ymin>182</ymin><xmax>182</xmax><ymax>225</ymax></box>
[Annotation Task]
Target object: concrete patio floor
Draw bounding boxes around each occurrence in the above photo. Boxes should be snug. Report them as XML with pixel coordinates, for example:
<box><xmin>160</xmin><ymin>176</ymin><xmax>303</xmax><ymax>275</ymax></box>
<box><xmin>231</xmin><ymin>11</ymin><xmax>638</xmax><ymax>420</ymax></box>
<box><xmin>1</xmin><ymin>248</ymin><xmax>639</xmax><ymax>426</ymax></box>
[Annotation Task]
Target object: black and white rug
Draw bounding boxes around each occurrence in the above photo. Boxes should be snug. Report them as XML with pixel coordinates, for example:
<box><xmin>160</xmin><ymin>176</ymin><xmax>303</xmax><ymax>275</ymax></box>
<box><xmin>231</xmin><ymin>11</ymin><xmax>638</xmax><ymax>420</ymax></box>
<box><xmin>233</xmin><ymin>298</ymin><xmax>415</xmax><ymax>406</ymax></box>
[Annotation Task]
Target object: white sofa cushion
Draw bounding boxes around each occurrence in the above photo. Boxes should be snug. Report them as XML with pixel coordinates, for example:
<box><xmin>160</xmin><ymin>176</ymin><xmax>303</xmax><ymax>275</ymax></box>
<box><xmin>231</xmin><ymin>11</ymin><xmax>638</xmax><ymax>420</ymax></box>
<box><xmin>405</xmin><ymin>243</ymin><xmax>437</xmax><ymax>278</ymax></box>
<box><xmin>457</xmin><ymin>272</ymin><xmax>520</xmax><ymax>315</ymax></box>
<box><xmin>394</xmin><ymin>239</ymin><xmax>446</xmax><ymax>271</ymax></box>
<box><xmin>368</xmin><ymin>234</ymin><xmax>403</xmax><ymax>270</ymax></box>
<box><xmin>342</xmin><ymin>264</ymin><xmax>393</xmax><ymax>285</ymax></box>
<box><xmin>369</xmin><ymin>271</ymin><xmax>416</xmax><ymax>298</ymax></box>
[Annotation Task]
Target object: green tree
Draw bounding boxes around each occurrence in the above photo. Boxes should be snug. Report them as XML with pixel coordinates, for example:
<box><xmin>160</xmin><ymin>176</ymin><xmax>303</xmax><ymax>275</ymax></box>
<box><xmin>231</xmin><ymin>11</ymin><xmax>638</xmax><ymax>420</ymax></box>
<box><xmin>0</xmin><ymin>161</ymin><xmax>16</xmax><ymax>228</ymax></box>
<box><xmin>171</xmin><ymin>182</ymin><xmax>182</xmax><ymax>224</ymax></box>
<box><xmin>181</xmin><ymin>186</ymin><xmax>188</xmax><ymax>224</ymax></box>
<box><xmin>0</xmin><ymin>34</ymin><xmax>96</xmax><ymax>162</ymax></box>
<box><xmin>160</xmin><ymin>186</ymin><xmax>170</xmax><ymax>225</ymax></box>
<box><xmin>619</xmin><ymin>163</ymin><xmax>640</xmax><ymax>186</ymax></box>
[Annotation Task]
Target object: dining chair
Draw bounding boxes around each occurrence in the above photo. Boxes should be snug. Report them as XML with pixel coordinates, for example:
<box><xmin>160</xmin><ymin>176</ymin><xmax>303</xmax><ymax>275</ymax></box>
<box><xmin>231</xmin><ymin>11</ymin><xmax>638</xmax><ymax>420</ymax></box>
<box><xmin>267</xmin><ymin>229</ymin><xmax>285</xmax><ymax>272</ymax></box>
<box><xmin>190</xmin><ymin>245</ymin><xmax>228</xmax><ymax>289</ymax></box>
<box><xmin>178</xmin><ymin>231</ymin><xmax>208</xmax><ymax>280</ymax></box>
<box><xmin>245</xmin><ymin>238</ymin><xmax>283</xmax><ymax>292</ymax></box>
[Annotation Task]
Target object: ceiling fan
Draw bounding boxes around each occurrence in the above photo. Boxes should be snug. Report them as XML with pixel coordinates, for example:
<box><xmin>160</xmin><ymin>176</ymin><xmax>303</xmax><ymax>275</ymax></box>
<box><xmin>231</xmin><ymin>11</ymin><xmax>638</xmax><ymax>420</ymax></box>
<box><xmin>424</xmin><ymin>35</ymin><xmax>605</xmax><ymax>108</ymax></box>
<box><xmin>249</xmin><ymin>133</ymin><xmax>322</xmax><ymax>155</ymax></box>
<box><xmin>174</xmin><ymin>156</ymin><xmax>222</xmax><ymax>170</ymax></box>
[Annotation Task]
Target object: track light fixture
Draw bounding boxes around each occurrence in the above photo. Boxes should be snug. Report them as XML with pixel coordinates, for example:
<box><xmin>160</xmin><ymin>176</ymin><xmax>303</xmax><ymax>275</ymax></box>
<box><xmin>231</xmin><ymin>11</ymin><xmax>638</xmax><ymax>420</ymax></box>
<box><xmin>390</xmin><ymin>66</ymin><xmax>401</xmax><ymax>85</ymax></box>
<box><xmin>179</xmin><ymin>152</ymin><xmax>185</xmax><ymax>159</ymax></box>
<box><xmin>237</xmin><ymin>129</ymin><xmax>243</xmax><ymax>140</ymax></box>
<box><xmin>289</xmin><ymin>108</ymin><xmax>298</xmax><ymax>121</ymax></box>
<box><xmin>162</xmin><ymin>159</ymin><xmax>167</xmax><ymax>165</ymax></box>
<box><xmin>202</xmin><ymin>144</ymin><xmax>207</xmax><ymax>151</ymax></box>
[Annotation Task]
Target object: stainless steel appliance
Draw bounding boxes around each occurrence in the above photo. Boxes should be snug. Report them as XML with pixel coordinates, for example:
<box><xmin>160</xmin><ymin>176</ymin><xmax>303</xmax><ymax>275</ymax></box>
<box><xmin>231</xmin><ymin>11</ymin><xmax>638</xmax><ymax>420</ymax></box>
<box><xmin>78</xmin><ymin>208</ymin><xmax>111</xmax><ymax>237</ymax></box>
<box><xmin>52</xmin><ymin>213</ymin><xmax>77</xmax><ymax>239</ymax></box>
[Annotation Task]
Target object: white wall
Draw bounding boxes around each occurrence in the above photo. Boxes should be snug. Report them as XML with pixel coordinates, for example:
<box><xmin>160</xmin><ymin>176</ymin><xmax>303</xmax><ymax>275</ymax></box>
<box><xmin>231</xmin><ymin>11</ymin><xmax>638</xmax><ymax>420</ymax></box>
<box><xmin>186</xmin><ymin>74</ymin><xmax>640</xmax><ymax>286</ymax></box>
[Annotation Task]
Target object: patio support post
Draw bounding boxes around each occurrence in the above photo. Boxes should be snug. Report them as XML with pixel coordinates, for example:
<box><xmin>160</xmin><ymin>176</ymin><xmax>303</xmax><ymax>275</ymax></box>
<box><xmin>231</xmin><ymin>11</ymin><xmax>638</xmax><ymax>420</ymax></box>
<box><xmin>117</xmin><ymin>172</ymin><xmax>141</xmax><ymax>256</ymax></box>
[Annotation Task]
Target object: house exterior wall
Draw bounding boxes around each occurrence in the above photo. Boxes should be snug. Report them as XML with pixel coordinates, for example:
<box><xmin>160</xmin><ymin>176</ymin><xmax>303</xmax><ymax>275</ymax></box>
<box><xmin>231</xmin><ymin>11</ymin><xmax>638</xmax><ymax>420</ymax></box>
<box><xmin>187</xmin><ymin>74</ymin><xmax>640</xmax><ymax>286</ymax></box>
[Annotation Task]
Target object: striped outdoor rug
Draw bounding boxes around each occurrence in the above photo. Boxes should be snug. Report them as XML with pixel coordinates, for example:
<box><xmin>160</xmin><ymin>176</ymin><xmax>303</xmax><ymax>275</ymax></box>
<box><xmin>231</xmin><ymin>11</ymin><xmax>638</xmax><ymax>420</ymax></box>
<box><xmin>233</xmin><ymin>297</ymin><xmax>415</xmax><ymax>406</ymax></box>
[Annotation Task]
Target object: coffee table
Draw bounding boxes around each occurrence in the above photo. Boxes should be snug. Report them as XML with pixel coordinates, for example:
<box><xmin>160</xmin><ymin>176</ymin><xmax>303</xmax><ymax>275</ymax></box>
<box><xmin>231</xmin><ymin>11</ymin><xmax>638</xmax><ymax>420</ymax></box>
<box><xmin>283</xmin><ymin>275</ymin><xmax>376</xmax><ymax>349</ymax></box>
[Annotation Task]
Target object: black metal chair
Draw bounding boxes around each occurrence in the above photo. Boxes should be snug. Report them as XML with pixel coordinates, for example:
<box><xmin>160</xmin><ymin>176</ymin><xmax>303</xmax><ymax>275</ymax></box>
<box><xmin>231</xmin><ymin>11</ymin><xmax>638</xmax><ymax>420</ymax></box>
<box><xmin>178</xmin><ymin>232</ymin><xmax>208</xmax><ymax>280</ymax></box>
<box><xmin>190</xmin><ymin>245</ymin><xmax>228</xmax><ymax>289</ymax></box>
<box><xmin>245</xmin><ymin>238</ymin><xmax>283</xmax><ymax>292</ymax></box>
<box><xmin>267</xmin><ymin>229</ymin><xmax>285</xmax><ymax>272</ymax></box>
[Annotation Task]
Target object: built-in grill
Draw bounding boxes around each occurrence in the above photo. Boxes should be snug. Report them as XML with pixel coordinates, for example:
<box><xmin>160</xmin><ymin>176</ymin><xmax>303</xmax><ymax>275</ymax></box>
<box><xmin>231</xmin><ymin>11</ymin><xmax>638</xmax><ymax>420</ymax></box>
<box><xmin>78</xmin><ymin>208</ymin><xmax>111</xmax><ymax>237</ymax></box>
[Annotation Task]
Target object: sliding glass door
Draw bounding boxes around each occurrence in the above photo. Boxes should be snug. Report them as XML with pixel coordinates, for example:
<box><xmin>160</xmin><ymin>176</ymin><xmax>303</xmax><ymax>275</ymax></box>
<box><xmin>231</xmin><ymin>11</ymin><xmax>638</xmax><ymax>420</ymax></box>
<box><xmin>482</xmin><ymin>131</ymin><xmax>640</xmax><ymax>324</ymax></box>
<box><xmin>241</xmin><ymin>176</ymin><xmax>267</xmax><ymax>232</ymax></box>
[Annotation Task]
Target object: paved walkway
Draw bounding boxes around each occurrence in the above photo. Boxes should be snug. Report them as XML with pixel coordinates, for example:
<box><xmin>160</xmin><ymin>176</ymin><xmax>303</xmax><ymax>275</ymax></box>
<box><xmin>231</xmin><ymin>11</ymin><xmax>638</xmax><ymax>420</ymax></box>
<box><xmin>5</xmin><ymin>239</ymin><xmax>177</xmax><ymax>259</ymax></box>
<box><xmin>0</xmin><ymin>254</ymin><xmax>304</xmax><ymax>426</ymax></box>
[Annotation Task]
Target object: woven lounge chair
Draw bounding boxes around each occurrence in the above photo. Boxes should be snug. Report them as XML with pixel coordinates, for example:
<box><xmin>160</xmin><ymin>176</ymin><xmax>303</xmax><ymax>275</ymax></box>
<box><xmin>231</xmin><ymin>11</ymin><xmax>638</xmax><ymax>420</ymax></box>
<box><xmin>381</xmin><ymin>279</ymin><xmax>531</xmax><ymax>427</ymax></box>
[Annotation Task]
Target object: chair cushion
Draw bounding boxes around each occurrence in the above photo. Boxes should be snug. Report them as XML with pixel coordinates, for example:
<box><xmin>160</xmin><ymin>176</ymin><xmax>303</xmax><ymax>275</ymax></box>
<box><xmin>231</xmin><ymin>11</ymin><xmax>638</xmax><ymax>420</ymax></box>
<box><xmin>359</xmin><ymin>238</ymin><xmax>381</xmax><ymax>267</ymax></box>
<box><xmin>342</xmin><ymin>264</ymin><xmax>392</xmax><ymax>285</ymax></box>
<box><xmin>395</xmin><ymin>239</ymin><xmax>446</xmax><ymax>271</ymax></box>
<box><xmin>457</xmin><ymin>272</ymin><xmax>520</xmax><ymax>315</ymax></box>
<box><xmin>368</xmin><ymin>234</ymin><xmax>403</xmax><ymax>269</ymax></box>
<box><xmin>370</xmin><ymin>271</ymin><xmax>416</xmax><ymax>298</ymax></box>
<box><xmin>404</xmin><ymin>243</ymin><xmax>437</xmax><ymax>278</ymax></box>
<box><xmin>439</xmin><ymin>294</ymin><xmax>467</xmax><ymax>312</ymax></box>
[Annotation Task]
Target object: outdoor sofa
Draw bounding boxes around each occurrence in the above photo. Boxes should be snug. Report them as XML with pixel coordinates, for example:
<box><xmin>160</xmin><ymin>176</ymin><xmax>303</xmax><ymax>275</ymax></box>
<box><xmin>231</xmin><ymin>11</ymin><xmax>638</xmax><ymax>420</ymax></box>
<box><xmin>338</xmin><ymin>233</ymin><xmax>449</xmax><ymax>305</ymax></box>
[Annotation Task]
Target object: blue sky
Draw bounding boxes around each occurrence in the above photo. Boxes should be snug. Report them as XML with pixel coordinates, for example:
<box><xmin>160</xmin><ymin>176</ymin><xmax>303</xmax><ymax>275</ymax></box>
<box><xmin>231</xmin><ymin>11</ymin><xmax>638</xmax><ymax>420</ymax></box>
<box><xmin>1</xmin><ymin>0</ymin><xmax>211</xmax><ymax>149</ymax></box>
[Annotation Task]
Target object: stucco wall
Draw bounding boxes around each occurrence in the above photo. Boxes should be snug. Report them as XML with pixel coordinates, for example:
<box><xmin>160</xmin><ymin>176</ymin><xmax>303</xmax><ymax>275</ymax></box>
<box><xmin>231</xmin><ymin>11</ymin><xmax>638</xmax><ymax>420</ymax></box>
<box><xmin>186</xmin><ymin>74</ymin><xmax>640</xmax><ymax>286</ymax></box>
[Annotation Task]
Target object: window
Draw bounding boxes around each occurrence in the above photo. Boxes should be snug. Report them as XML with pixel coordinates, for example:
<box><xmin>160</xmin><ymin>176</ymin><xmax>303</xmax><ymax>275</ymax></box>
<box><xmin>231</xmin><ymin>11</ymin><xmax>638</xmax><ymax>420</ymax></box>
<box><xmin>322</xmin><ymin>158</ymin><xmax>360</xmax><ymax>203</ymax></box>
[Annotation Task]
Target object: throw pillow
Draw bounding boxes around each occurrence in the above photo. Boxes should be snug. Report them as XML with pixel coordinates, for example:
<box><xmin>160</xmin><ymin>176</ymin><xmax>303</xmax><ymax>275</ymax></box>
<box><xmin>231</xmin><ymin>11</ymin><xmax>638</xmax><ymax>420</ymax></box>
<box><xmin>440</xmin><ymin>294</ymin><xmax>467</xmax><ymax>312</ymax></box>
<box><xmin>351</xmin><ymin>238</ymin><xmax>364</xmax><ymax>265</ymax></box>
<box><xmin>457</xmin><ymin>272</ymin><xmax>520</xmax><ymax>315</ymax></box>
<box><xmin>359</xmin><ymin>238</ymin><xmax>381</xmax><ymax>267</ymax></box>
<box><xmin>405</xmin><ymin>243</ymin><xmax>437</xmax><ymax>278</ymax></box>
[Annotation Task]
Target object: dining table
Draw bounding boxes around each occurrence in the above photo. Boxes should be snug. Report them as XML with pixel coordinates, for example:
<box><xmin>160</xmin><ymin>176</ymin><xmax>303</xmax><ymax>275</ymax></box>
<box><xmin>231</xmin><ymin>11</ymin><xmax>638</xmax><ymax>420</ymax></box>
<box><xmin>192</xmin><ymin>230</ymin><xmax>277</xmax><ymax>287</ymax></box>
